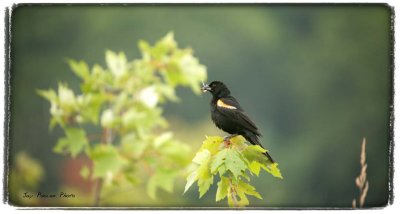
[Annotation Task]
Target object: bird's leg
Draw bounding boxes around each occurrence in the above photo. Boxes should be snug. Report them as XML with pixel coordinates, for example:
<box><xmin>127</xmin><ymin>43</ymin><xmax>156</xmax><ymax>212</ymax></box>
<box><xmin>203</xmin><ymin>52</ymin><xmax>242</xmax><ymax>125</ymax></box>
<box><xmin>223</xmin><ymin>134</ymin><xmax>238</xmax><ymax>148</ymax></box>
<box><xmin>223</xmin><ymin>134</ymin><xmax>238</xmax><ymax>142</ymax></box>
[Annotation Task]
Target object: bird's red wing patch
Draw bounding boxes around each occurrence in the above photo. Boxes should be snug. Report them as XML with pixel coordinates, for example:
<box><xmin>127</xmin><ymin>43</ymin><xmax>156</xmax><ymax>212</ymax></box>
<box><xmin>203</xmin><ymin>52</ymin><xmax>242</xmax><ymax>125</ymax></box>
<box><xmin>217</xmin><ymin>99</ymin><xmax>237</xmax><ymax>110</ymax></box>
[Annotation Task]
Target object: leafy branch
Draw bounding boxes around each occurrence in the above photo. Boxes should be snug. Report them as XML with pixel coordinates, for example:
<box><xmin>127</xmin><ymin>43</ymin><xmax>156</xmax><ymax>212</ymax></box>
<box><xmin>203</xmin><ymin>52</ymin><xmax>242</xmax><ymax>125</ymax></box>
<box><xmin>38</xmin><ymin>32</ymin><xmax>207</xmax><ymax>206</ymax></box>
<box><xmin>184</xmin><ymin>135</ymin><xmax>283</xmax><ymax>207</ymax></box>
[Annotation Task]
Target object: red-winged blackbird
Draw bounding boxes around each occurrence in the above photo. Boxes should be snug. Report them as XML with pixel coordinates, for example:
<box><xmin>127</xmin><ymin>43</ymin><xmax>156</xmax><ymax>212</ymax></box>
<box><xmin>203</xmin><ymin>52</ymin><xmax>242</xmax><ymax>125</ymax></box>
<box><xmin>201</xmin><ymin>80</ymin><xmax>275</xmax><ymax>163</ymax></box>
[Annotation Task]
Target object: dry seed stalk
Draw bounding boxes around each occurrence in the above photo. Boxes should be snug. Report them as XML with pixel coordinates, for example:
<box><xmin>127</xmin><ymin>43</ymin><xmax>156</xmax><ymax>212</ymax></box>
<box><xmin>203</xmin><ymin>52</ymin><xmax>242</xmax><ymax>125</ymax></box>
<box><xmin>352</xmin><ymin>138</ymin><xmax>369</xmax><ymax>208</ymax></box>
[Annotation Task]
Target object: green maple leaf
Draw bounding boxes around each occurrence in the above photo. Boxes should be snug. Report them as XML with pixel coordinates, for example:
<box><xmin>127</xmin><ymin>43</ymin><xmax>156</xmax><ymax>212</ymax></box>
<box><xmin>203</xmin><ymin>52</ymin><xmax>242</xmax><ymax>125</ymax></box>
<box><xmin>53</xmin><ymin>127</ymin><xmax>88</xmax><ymax>158</ymax></box>
<box><xmin>196</xmin><ymin>151</ymin><xmax>213</xmax><ymax>198</ymax></box>
<box><xmin>184</xmin><ymin>170</ymin><xmax>198</xmax><ymax>193</ymax></box>
<box><xmin>147</xmin><ymin>169</ymin><xmax>176</xmax><ymax>199</ymax></box>
<box><xmin>262</xmin><ymin>162</ymin><xmax>283</xmax><ymax>179</ymax></box>
<box><xmin>192</xmin><ymin>149</ymin><xmax>211</xmax><ymax>164</ymax></box>
<box><xmin>249</xmin><ymin>161</ymin><xmax>262</xmax><ymax>176</ymax></box>
<box><xmin>216</xmin><ymin>176</ymin><xmax>229</xmax><ymax>201</ymax></box>
<box><xmin>210</xmin><ymin>149</ymin><xmax>227</xmax><ymax>173</ymax></box>
<box><xmin>89</xmin><ymin>144</ymin><xmax>128</xmax><ymax>178</ymax></box>
<box><xmin>225</xmin><ymin>149</ymin><xmax>247</xmax><ymax>179</ymax></box>
<box><xmin>201</xmin><ymin>136</ymin><xmax>224</xmax><ymax>155</ymax></box>
<box><xmin>67</xmin><ymin>59</ymin><xmax>90</xmax><ymax>80</ymax></box>
<box><xmin>237</xmin><ymin>180</ymin><xmax>262</xmax><ymax>200</ymax></box>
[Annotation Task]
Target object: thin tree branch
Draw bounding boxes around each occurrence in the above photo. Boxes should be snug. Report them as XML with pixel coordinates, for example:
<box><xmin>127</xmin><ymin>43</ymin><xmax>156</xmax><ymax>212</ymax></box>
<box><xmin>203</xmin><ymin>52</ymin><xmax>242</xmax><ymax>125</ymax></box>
<box><xmin>93</xmin><ymin>127</ymin><xmax>112</xmax><ymax>206</ymax></box>
<box><xmin>94</xmin><ymin>178</ymin><xmax>103</xmax><ymax>206</ymax></box>
<box><xmin>229</xmin><ymin>179</ymin><xmax>239</xmax><ymax>208</ymax></box>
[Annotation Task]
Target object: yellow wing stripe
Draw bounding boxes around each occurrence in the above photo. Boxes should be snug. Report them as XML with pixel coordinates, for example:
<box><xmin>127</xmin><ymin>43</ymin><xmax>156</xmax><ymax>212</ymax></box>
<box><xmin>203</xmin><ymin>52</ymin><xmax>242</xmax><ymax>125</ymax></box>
<box><xmin>217</xmin><ymin>99</ymin><xmax>237</xmax><ymax>109</ymax></box>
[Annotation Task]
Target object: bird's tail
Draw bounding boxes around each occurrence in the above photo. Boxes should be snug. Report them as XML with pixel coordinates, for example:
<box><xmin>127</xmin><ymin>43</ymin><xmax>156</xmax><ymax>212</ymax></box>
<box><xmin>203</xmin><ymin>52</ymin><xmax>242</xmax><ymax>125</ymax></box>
<box><xmin>244</xmin><ymin>132</ymin><xmax>275</xmax><ymax>163</ymax></box>
<box><xmin>263</xmin><ymin>149</ymin><xmax>275</xmax><ymax>163</ymax></box>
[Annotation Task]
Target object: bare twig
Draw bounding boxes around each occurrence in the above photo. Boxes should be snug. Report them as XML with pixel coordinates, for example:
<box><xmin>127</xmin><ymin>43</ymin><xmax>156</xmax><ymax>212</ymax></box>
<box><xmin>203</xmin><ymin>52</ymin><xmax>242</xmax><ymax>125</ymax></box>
<box><xmin>102</xmin><ymin>128</ymin><xmax>114</xmax><ymax>145</ymax></box>
<box><xmin>87</xmin><ymin>133</ymin><xmax>102</xmax><ymax>141</ymax></box>
<box><xmin>94</xmin><ymin>178</ymin><xmax>103</xmax><ymax>206</ymax></box>
<box><xmin>352</xmin><ymin>138</ymin><xmax>369</xmax><ymax>208</ymax></box>
<box><xmin>229</xmin><ymin>179</ymin><xmax>239</xmax><ymax>208</ymax></box>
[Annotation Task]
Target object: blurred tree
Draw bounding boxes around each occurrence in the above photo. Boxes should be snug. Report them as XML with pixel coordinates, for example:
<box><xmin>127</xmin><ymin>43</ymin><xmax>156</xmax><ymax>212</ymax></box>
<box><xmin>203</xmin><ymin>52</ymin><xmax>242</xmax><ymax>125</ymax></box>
<box><xmin>9</xmin><ymin>152</ymin><xmax>45</xmax><ymax>206</ymax></box>
<box><xmin>37</xmin><ymin>33</ymin><xmax>207</xmax><ymax>206</ymax></box>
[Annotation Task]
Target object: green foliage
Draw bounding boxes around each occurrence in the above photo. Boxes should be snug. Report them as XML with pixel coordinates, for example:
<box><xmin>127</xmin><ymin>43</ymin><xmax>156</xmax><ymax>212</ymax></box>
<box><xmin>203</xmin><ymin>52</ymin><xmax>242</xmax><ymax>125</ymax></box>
<box><xmin>184</xmin><ymin>135</ymin><xmax>282</xmax><ymax>207</ymax></box>
<box><xmin>53</xmin><ymin>127</ymin><xmax>89</xmax><ymax>158</ymax></box>
<box><xmin>9</xmin><ymin>152</ymin><xmax>45</xmax><ymax>205</ymax></box>
<box><xmin>38</xmin><ymin>32</ymin><xmax>207</xmax><ymax>204</ymax></box>
<box><xmin>89</xmin><ymin>144</ymin><xmax>129</xmax><ymax>179</ymax></box>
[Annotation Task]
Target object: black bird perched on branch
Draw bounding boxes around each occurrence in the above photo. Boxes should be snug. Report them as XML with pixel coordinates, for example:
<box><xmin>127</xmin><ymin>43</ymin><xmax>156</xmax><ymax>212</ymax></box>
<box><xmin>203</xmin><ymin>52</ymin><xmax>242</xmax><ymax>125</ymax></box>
<box><xmin>201</xmin><ymin>80</ymin><xmax>275</xmax><ymax>163</ymax></box>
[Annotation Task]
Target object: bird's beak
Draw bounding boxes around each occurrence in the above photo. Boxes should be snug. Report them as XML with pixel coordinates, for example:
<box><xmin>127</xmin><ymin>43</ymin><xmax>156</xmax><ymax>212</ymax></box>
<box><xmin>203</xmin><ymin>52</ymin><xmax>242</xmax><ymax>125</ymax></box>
<box><xmin>201</xmin><ymin>81</ymin><xmax>211</xmax><ymax>92</ymax></box>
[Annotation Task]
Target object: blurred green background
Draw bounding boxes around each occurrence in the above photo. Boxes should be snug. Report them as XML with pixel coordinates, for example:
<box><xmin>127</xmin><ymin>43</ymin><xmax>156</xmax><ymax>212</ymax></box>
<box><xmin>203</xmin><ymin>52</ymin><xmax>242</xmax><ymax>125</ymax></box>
<box><xmin>9</xmin><ymin>4</ymin><xmax>392</xmax><ymax>207</ymax></box>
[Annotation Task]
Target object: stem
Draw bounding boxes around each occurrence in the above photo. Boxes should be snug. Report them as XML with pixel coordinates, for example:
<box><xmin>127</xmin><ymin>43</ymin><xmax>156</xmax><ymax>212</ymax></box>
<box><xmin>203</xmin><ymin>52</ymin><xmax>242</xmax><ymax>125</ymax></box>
<box><xmin>102</xmin><ymin>128</ymin><xmax>113</xmax><ymax>145</ymax></box>
<box><xmin>106</xmin><ymin>129</ymin><xmax>113</xmax><ymax>145</ymax></box>
<box><xmin>229</xmin><ymin>179</ymin><xmax>239</xmax><ymax>208</ymax></box>
<box><xmin>93</xmin><ymin>127</ymin><xmax>112</xmax><ymax>206</ymax></box>
<box><xmin>357</xmin><ymin>139</ymin><xmax>368</xmax><ymax>208</ymax></box>
<box><xmin>352</xmin><ymin>139</ymin><xmax>369</xmax><ymax>208</ymax></box>
<box><xmin>94</xmin><ymin>178</ymin><xmax>103</xmax><ymax>206</ymax></box>
<box><xmin>140</xmin><ymin>159</ymin><xmax>154</xmax><ymax>176</ymax></box>
<box><xmin>87</xmin><ymin>133</ymin><xmax>102</xmax><ymax>141</ymax></box>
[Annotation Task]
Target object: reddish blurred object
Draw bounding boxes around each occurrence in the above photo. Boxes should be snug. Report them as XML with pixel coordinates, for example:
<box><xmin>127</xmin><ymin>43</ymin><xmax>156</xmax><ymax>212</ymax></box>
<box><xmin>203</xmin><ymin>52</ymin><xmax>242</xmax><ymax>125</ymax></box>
<box><xmin>60</xmin><ymin>156</ymin><xmax>94</xmax><ymax>193</ymax></box>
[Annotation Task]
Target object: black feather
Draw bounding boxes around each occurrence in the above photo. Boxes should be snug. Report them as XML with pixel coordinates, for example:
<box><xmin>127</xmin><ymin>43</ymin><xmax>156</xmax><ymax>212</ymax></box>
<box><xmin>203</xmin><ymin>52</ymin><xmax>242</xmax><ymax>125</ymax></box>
<box><xmin>204</xmin><ymin>81</ymin><xmax>275</xmax><ymax>163</ymax></box>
